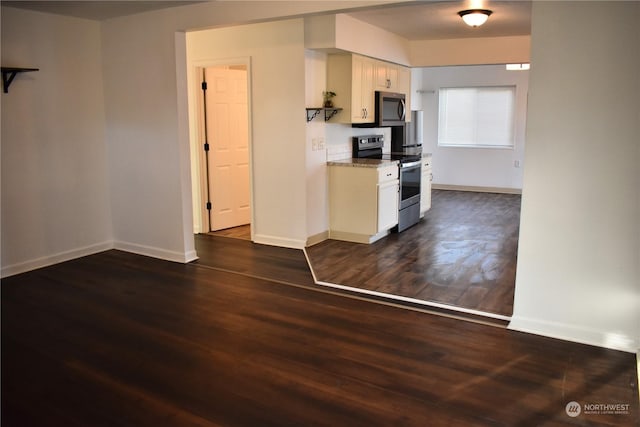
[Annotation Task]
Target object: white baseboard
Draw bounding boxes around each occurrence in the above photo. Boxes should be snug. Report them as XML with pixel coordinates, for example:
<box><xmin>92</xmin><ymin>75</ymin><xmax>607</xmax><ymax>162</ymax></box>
<box><xmin>113</xmin><ymin>241</ymin><xmax>198</xmax><ymax>263</ymax></box>
<box><xmin>306</xmin><ymin>231</ymin><xmax>329</xmax><ymax>247</ymax></box>
<box><xmin>252</xmin><ymin>234</ymin><xmax>306</xmax><ymax>250</ymax></box>
<box><xmin>1</xmin><ymin>241</ymin><xmax>115</xmax><ymax>278</ymax></box>
<box><xmin>313</xmin><ymin>279</ymin><xmax>512</xmax><ymax>323</ymax></box>
<box><xmin>328</xmin><ymin>229</ymin><xmax>389</xmax><ymax>244</ymax></box>
<box><xmin>508</xmin><ymin>315</ymin><xmax>638</xmax><ymax>353</ymax></box>
<box><xmin>432</xmin><ymin>184</ymin><xmax>522</xmax><ymax>195</ymax></box>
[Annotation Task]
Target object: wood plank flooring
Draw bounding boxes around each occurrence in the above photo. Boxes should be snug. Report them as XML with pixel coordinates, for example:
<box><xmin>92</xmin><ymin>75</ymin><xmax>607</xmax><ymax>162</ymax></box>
<box><xmin>194</xmin><ymin>233</ymin><xmax>315</xmax><ymax>286</ymax></box>
<box><xmin>307</xmin><ymin>190</ymin><xmax>521</xmax><ymax>317</ymax></box>
<box><xmin>2</xmin><ymin>249</ymin><xmax>638</xmax><ymax>426</ymax></box>
<box><xmin>208</xmin><ymin>224</ymin><xmax>251</xmax><ymax>240</ymax></box>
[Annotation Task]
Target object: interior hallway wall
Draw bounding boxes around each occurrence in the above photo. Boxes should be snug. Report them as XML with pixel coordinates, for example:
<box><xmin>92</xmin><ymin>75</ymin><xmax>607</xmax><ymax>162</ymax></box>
<box><xmin>186</xmin><ymin>20</ymin><xmax>307</xmax><ymax>248</ymax></box>
<box><xmin>305</xmin><ymin>49</ymin><xmax>330</xmax><ymax>243</ymax></box>
<box><xmin>101</xmin><ymin>1</ymin><xmax>389</xmax><ymax>258</ymax></box>
<box><xmin>1</xmin><ymin>7</ymin><xmax>112</xmax><ymax>276</ymax></box>
<box><xmin>510</xmin><ymin>1</ymin><xmax>640</xmax><ymax>352</ymax></box>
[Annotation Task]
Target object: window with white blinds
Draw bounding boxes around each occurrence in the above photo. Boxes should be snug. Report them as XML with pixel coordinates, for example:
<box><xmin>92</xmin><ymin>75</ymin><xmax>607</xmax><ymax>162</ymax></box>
<box><xmin>438</xmin><ymin>86</ymin><xmax>516</xmax><ymax>148</ymax></box>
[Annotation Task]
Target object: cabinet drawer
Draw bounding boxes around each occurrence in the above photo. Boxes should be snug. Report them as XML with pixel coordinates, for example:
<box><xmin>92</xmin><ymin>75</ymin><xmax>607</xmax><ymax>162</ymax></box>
<box><xmin>377</xmin><ymin>165</ymin><xmax>398</xmax><ymax>182</ymax></box>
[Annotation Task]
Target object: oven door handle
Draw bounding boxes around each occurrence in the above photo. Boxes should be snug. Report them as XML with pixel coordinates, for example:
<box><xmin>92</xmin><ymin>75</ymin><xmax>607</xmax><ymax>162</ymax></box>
<box><xmin>400</xmin><ymin>160</ymin><xmax>421</xmax><ymax>169</ymax></box>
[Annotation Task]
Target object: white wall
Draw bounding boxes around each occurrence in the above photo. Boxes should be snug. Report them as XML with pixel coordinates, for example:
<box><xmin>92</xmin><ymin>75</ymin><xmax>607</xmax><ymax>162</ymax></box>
<box><xmin>1</xmin><ymin>7</ymin><xmax>112</xmax><ymax>276</ymax></box>
<box><xmin>1</xmin><ymin>1</ymin><xmax>404</xmax><ymax>270</ymax></box>
<box><xmin>409</xmin><ymin>67</ymin><xmax>423</xmax><ymax>111</ymax></box>
<box><xmin>410</xmin><ymin>36</ymin><xmax>530</xmax><ymax>67</ymax></box>
<box><xmin>416</xmin><ymin>65</ymin><xmax>528</xmax><ymax>190</ymax></box>
<box><xmin>99</xmin><ymin>1</ymin><xmax>391</xmax><ymax>259</ymax></box>
<box><xmin>305</xmin><ymin>14</ymin><xmax>410</xmax><ymax>66</ymax></box>
<box><xmin>101</xmin><ymin>19</ymin><xmax>197</xmax><ymax>262</ymax></box>
<box><xmin>510</xmin><ymin>1</ymin><xmax>640</xmax><ymax>352</ymax></box>
<box><xmin>305</xmin><ymin>49</ymin><xmax>330</xmax><ymax>242</ymax></box>
<box><xmin>334</xmin><ymin>14</ymin><xmax>411</xmax><ymax>66</ymax></box>
<box><xmin>186</xmin><ymin>20</ymin><xmax>308</xmax><ymax>248</ymax></box>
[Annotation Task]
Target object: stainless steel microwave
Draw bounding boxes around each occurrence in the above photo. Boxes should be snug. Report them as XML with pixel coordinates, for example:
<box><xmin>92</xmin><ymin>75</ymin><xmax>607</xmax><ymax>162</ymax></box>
<box><xmin>375</xmin><ymin>91</ymin><xmax>406</xmax><ymax>126</ymax></box>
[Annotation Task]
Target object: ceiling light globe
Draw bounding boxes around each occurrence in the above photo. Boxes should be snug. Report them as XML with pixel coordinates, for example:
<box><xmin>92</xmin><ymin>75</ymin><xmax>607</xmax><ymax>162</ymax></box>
<box><xmin>458</xmin><ymin>9</ymin><xmax>493</xmax><ymax>27</ymax></box>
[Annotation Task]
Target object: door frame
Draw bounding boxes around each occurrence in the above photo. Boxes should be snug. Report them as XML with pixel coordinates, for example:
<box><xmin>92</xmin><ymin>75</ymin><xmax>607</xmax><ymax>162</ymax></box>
<box><xmin>187</xmin><ymin>57</ymin><xmax>254</xmax><ymax>239</ymax></box>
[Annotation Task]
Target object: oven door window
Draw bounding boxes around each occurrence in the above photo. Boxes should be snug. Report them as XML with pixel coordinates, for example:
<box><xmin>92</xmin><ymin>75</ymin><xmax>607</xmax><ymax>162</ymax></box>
<box><xmin>401</xmin><ymin>165</ymin><xmax>421</xmax><ymax>201</ymax></box>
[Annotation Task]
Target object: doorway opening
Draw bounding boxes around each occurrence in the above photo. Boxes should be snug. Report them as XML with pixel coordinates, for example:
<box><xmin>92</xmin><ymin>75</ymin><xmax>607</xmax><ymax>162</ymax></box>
<box><xmin>190</xmin><ymin>62</ymin><xmax>253</xmax><ymax>241</ymax></box>
<box><xmin>307</xmin><ymin>64</ymin><xmax>527</xmax><ymax>321</ymax></box>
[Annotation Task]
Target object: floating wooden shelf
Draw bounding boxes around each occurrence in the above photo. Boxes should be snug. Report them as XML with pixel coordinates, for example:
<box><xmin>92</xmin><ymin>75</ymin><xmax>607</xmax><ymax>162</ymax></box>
<box><xmin>306</xmin><ymin>107</ymin><xmax>343</xmax><ymax>122</ymax></box>
<box><xmin>2</xmin><ymin>67</ymin><xmax>39</xmax><ymax>93</ymax></box>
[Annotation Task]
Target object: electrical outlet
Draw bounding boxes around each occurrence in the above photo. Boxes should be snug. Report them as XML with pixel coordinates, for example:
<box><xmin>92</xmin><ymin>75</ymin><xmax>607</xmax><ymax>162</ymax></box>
<box><xmin>312</xmin><ymin>138</ymin><xmax>318</xmax><ymax>151</ymax></box>
<box><xmin>514</xmin><ymin>160</ymin><xmax>521</xmax><ymax>168</ymax></box>
<box><xmin>317</xmin><ymin>137</ymin><xmax>325</xmax><ymax>150</ymax></box>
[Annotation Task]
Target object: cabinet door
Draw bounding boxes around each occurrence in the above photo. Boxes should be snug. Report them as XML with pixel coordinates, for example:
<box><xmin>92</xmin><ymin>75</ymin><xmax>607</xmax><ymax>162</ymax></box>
<box><xmin>374</xmin><ymin>61</ymin><xmax>399</xmax><ymax>91</ymax></box>
<box><xmin>420</xmin><ymin>170</ymin><xmax>432</xmax><ymax>213</ymax></box>
<box><xmin>353</xmin><ymin>56</ymin><xmax>375</xmax><ymax>124</ymax></box>
<box><xmin>378</xmin><ymin>180</ymin><xmax>399</xmax><ymax>232</ymax></box>
<box><xmin>386</xmin><ymin>64</ymin><xmax>399</xmax><ymax>91</ymax></box>
<box><xmin>374</xmin><ymin>61</ymin><xmax>390</xmax><ymax>90</ymax></box>
<box><xmin>350</xmin><ymin>56</ymin><xmax>365</xmax><ymax>122</ymax></box>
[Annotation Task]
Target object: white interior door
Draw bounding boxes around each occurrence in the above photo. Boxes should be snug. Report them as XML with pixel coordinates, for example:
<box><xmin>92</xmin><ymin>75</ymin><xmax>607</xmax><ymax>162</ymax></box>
<box><xmin>204</xmin><ymin>66</ymin><xmax>250</xmax><ymax>231</ymax></box>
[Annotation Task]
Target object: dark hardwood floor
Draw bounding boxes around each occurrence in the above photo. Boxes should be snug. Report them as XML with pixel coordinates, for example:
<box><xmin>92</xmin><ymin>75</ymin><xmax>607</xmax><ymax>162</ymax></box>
<box><xmin>208</xmin><ymin>224</ymin><xmax>251</xmax><ymax>241</ymax></box>
<box><xmin>2</xmin><ymin>249</ymin><xmax>638</xmax><ymax>426</ymax></box>
<box><xmin>194</xmin><ymin>233</ymin><xmax>315</xmax><ymax>286</ymax></box>
<box><xmin>307</xmin><ymin>190</ymin><xmax>521</xmax><ymax>317</ymax></box>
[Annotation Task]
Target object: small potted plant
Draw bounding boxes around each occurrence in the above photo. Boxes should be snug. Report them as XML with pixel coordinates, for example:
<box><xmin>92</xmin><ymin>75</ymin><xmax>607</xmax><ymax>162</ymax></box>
<box><xmin>323</xmin><ymin>91</ymin><xmax>336</xmax><ymax>108</ymax></box>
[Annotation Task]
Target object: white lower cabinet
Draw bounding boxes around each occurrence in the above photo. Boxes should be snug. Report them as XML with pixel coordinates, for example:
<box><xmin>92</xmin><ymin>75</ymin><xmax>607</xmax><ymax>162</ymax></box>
<box><xmin>329</xmin><ymin>163</ymin><xmax>399</xmax><ymax>244</ymax></box>
<box><xmin>420</xmin><ymin>155</ymin><xmax>433</xmax><ymax>216</ymax></box>
<box><xmin>377</xmin><ymin>179</ymin><xmax>399</xmax><ymax>232</ymax></box>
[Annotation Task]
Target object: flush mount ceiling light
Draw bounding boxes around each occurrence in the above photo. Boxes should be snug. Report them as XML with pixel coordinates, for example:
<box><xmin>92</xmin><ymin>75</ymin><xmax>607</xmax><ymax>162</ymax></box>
<box><xmin>458</xmin><ymin>9</ymin><xmax>493</xmax><ymax>27</ymax></box>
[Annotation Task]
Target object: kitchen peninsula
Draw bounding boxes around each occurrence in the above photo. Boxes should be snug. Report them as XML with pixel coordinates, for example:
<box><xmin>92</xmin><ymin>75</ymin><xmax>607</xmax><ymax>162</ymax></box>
<box><xmin>327</xmin><ymin>158</ymin><xmax>399</xmax><ymax>244</ymax></box>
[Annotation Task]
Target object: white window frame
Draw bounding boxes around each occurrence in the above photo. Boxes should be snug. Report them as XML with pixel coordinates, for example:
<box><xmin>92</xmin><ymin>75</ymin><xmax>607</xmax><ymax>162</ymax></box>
<box><xmin>438</xmin><ymin>85</ymin><xmax>516</xmax><ymax>149</ymax></box>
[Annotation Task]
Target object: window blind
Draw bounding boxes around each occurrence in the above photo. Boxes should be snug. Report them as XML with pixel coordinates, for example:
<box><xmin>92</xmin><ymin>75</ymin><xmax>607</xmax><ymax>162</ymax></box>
<box><xmin>438</xmin><ymin>86</ymin><xmax>516</xmax><ymax>148</ymax></box>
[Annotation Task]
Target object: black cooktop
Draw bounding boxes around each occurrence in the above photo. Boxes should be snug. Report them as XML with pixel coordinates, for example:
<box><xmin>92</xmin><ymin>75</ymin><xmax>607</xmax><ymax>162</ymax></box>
<box><xmin>353</xmin><ymin>134</ymin><xmax>422</xmax><ymax>163</ymax></box>
<box><xmin>382</xmin><ymin>151</ymin><xmax>422</xmax><ymax>163</ymax></box>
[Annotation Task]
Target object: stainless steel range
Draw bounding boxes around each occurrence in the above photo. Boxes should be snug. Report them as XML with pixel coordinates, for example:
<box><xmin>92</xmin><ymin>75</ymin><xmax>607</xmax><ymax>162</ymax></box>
<box><xmin>352</xmin><ymin>135</ymin><xmax>422</xmax><ymax>232</ymax></box>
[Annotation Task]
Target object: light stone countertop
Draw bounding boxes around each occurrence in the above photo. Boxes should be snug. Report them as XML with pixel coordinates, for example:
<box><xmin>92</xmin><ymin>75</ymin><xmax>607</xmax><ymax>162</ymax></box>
<box><xmin>327</xmin><ymin>158</ymin><xmax>399</xmax><ymax>168</ymax></box>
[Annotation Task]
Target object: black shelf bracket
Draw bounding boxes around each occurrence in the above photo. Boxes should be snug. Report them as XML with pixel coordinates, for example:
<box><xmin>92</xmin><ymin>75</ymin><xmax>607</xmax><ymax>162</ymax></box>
<box><xmin>306</xmin><ymin>108</ymin><xmax>322</xmax><ymax>122</ymax></box>
<box><xmin>306</xmin><ymin>107</ymin><xmax>343</xmax><ymax>122</ymax></box>
<box><xmin>323</xmin><ymin>108</ymin><xmax>342</xmax><ymax>121</ymax></box>
<box><xmin>2</xmin><ymin>67</ymin><xmax>39</xmax><ymax>93</ymax></box>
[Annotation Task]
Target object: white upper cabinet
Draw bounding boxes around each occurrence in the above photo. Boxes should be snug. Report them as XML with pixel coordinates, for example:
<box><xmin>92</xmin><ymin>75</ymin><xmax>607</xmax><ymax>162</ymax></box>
<box><xmin>327</xmin><ymin>54</ymin><xmax>375</xmax><ymax>124</ymax></box>
<box><xmin>327</xmin><ymin>54</ymin><xmax>411</xmax><ymax>125</ymax></box>
<box><xmin>374</xmin><ymin>61</ymin><xmax>399</xmax><ymax>91</ymax></box>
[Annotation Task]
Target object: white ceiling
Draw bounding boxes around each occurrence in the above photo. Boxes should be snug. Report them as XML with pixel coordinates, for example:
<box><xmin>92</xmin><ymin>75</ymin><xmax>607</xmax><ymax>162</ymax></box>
<box><xmin>2</xmin><ymin>1</ymin><xmax>204</xmax><ymax>21</ymax></box>
<box><xmin>2</xmin><ymin>1</ymin><xmax>531</xmax><ymax>40</ymax></box>
<box><xmin>347</xmin><ymin>1</ymin><xmax>532</xmax><ymax>40</ymax></box>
